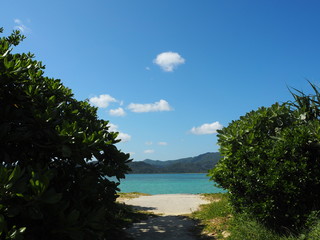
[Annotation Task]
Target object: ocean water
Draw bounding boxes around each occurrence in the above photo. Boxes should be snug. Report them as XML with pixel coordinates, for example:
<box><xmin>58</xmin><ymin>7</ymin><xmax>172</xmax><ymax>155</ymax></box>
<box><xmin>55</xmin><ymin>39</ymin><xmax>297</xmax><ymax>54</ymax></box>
<box><xmin>116</xmin><ymin>173</ymin><xmax>225</xmax><ymax>195</ymax></box>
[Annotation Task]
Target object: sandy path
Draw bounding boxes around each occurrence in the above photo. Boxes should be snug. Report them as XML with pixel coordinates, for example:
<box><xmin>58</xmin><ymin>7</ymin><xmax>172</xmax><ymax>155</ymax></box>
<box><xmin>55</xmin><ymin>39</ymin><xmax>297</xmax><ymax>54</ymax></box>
<box><xmin>122</xmin><ymin>194</ymin><xmax>210</xmax><ymax>240</ymax></box>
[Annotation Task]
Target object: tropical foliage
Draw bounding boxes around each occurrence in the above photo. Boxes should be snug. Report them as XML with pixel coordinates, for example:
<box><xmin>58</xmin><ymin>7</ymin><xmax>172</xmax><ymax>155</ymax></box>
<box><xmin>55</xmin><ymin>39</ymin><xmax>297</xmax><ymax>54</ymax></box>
<box><xmin>0</xmin><ymin>28</ymin><xmax>131</xmax><ymax>240</ymax></box>
<box><xmin>209</xmin><ymin>82</ymin><xmax>320</xmax><ymax>231</ymax></box>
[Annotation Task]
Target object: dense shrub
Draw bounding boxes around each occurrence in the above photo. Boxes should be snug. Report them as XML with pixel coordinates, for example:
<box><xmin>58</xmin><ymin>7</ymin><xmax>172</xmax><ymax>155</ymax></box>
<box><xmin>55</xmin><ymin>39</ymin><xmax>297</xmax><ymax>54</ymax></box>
<box><xmin>0</xmin><ymin>29</ymin><xmax>131</xmax><ymax>239</ymax></box>
<box><xmin>209</xmin><ymin>84</ymin><xmax>320</xmax><ymax>230</ymax></box>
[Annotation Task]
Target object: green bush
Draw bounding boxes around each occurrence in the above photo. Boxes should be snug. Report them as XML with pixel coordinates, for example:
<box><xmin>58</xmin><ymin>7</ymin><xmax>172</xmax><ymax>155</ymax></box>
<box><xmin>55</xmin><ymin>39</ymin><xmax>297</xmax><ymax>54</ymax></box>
<box><xmin>0</xmin><ymin>29</ymin><xmax>131</xmax><ymax>239</ymax></box>
<box><xmin>209</xmin><ymin>84</ymin><xmax>320</xmax><ymax>231</ymax></box>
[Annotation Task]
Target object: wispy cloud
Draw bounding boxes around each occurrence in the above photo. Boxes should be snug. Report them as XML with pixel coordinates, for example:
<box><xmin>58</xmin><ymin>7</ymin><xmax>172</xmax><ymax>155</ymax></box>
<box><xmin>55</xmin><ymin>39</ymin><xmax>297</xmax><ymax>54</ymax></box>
<box><xmin>128</xmin><ymin>99</ymin><xmax>173</xmax><ymax>113</ymax></box>
<box><xmin>154</xmin><ymin>51</ymin><xmax>185</xmax><ymax>72</ymax></box>
<box><xmin>144</xmin><ymin>149</ymin><xmax>155</xmax><ymax>154</ymax></box>
<box><xmin>108</xmin><ymin>123</ymin><xmax>131</xmax><ymax>142</ymax></box>
<box><xmin>145</xmin><ymin>141</ymin><xmax>153</xmax><ymax>145</ymax></box>
<box><xmin>89</xmin><ymin>94</ymin><xmax>117</xmax><ymax>108</ymax></box>
<box><xmin>158</xmin><ymin>142</ymin><xmax>168</xmax><ymax>146</ymax></box>
<box><xmin>190</xmin><ymin>122</ymin><xmax>223</xmax><ymax>135</ymax></box>
<box><xmin>109</xmin><ymin>107</ymin><xmax>126</xmax><ymax>117</ymax></box>
<box><xmin>14</xmin><ymin>19</ymin><xmax>31</xmax><ymax>33</ymax></box>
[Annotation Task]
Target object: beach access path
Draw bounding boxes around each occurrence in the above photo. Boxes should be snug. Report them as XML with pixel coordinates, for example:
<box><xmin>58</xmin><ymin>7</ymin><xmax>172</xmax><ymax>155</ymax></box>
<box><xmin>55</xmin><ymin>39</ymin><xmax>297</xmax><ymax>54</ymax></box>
<box><xmin>120</xmin><ymin>194</ymin><xmax>210</xmax><ymax>240</ymax></box>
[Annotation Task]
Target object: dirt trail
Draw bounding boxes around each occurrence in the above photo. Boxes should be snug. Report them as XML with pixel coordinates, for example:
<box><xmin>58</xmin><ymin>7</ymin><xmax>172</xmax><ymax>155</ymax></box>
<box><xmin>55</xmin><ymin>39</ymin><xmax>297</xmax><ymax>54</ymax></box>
<box><xmin>122</xmin><ymin>194</ymin><xmax>210</xmax><ymax>240</ymax></box>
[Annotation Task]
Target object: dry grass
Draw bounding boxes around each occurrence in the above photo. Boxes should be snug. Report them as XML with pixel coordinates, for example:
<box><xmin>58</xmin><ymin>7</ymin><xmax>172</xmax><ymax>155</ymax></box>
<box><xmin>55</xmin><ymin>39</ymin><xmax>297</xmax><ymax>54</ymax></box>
<box><xmin>117</xmin><ymin>192</ymin><xmax>151</xmax><ymax>201</ymax></box>
<box><xmin>201</xmin><ymin>193</ymin><xmax>225</xmax><ymax>202</ymax></box>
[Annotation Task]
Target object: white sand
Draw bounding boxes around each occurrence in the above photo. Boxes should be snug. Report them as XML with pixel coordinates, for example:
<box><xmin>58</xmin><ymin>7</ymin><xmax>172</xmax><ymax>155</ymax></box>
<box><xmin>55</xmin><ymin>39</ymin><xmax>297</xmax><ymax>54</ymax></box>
<box><xmin>122</xmin><ymin>194</ymin><xmax>209</xmax><ymax>215</ymax></box>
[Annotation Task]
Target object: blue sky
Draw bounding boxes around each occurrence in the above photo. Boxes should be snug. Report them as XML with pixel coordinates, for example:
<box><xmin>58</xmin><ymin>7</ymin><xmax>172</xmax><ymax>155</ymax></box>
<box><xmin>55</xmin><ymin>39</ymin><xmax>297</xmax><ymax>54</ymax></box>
<box><xmin>2</xmin><ymin>0</ymin><xmax>320</xmax><ymax>161</ymax></box>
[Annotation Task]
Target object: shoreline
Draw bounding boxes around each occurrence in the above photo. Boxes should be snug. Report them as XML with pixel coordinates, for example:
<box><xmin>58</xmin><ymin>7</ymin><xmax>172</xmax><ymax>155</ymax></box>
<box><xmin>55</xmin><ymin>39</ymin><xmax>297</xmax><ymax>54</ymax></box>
<box><xmin>118</xmin><ymin>192</ymin><xmax>207</xmax><ymax>196</ymax></box>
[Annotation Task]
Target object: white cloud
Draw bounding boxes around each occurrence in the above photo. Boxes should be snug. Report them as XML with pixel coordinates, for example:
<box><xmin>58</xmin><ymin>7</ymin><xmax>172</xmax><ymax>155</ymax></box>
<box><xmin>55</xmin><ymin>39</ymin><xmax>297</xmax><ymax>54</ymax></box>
<box><xmin>158</xmin><ymin>142</ymin><xmax>168</xmax><ymax>146</ymax></box>
<box><xmin>108</xmin><ymin>123</ymin><xmax>118</xmax><ymax>132</ymax></box>
<box><xmin>190</xmin><ymin>121</ymin><xmax>223</xmax><ymax>135</ymax></box>
<box><xmin>144</xmin><ymin>149</ymin><xmax>155</xmax><ymax>154</ymax></box>
<box><xmin>145</xmin><ymin>141</ymin><xmax>153</xmax><ymax>145</ymax></box>
<box><xmin>128</xmin><ymin>99</ymin><xmax>173</xmax><ymax>113</ymax></box>
<box><xmin>109</xmin><ymin>107</ymin><xmax>126</xmax><ymax>117</ymax></box>
<box><xmin>153</xmin><ymin>51</ymin><xmax>185</xmax><ymax>72</ymax></box>
<box><xmin>14</xmin><ymin>19</ymin><xmax>30</xmax><ymax>33</ymax></box>
<box><xmin>108</xmin><ymin>123</ymin><xmax>131</xmax><ymax>142</ymax></box>
<box><xmin>89</xmin><ymin>94</ymin><xmax>117</xmax><ymax>108</ymax></box>
<box><xmin>117</xmin><ymin>132</ymin><xmax>131</xmax><ymax>142</ymax></box>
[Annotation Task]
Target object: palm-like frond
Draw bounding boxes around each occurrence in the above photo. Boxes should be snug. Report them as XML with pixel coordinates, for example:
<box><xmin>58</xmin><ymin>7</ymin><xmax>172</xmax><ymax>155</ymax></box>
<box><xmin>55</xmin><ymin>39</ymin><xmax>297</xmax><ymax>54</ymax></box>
<box><xmin>288</xmin><ymin>81</ymin><xmax>320</xmax><ymax>121</ymax></box>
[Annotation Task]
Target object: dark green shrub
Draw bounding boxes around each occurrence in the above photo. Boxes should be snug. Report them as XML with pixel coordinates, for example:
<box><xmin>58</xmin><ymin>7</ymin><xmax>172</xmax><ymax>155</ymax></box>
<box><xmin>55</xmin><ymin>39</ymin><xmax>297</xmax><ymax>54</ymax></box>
<box><xmin>209</xmin><ymin>86</ymin><xmax>320</xmax><ymax>231</ymax></box>
<box><xmin>0</xmin><ymin>29</ymin><xmax>131</xmax><ymax>239</ymax></box>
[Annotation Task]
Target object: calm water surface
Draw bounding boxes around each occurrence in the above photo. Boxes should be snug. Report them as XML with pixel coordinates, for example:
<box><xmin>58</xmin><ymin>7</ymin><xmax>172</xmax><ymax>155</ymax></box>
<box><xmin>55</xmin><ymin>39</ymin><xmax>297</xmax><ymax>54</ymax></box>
<box><xmin>116</xmin><ymin>173</ymin><xmax>225</xmax><ymax>195</ymax></box>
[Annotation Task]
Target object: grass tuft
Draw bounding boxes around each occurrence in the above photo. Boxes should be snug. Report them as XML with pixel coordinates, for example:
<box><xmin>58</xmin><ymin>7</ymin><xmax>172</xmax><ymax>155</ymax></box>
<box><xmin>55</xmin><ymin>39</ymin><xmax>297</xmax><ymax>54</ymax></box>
<box><xmin>117</xmin><ymin>192</ymin><xmax>151</xmax><ymax>200</ymax></box>
<box><xmin>192</xmin><ymin>193</ymin><xmax>231</xmax><ymax>239</ymax></box>
<box><xmin>227</xmin><ymin>214</ymin><xmax>296</xmax><ymax>240</ymax></box>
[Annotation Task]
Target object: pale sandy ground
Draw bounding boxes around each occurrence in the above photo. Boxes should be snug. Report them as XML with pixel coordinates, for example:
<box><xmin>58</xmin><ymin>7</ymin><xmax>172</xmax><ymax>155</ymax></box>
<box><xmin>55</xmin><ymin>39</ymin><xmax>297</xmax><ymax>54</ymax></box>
<box><xmin>121</xmin><ymin>194</ymin><xmax>210</xmax><ymax>215</ymax></box>
<box><xmin>122</xmin><ymin>194</ymin><xmax>210</xmax><ymax>240</ymax></box>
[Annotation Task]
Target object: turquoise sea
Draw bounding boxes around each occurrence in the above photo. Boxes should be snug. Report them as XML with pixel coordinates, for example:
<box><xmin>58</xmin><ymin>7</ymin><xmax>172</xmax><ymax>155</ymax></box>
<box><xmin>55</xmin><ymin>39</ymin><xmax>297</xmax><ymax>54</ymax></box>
<box><xmin>116</xmin><ymin>173</ymin><xmax>225</xmax><ymax>195</ymax></box>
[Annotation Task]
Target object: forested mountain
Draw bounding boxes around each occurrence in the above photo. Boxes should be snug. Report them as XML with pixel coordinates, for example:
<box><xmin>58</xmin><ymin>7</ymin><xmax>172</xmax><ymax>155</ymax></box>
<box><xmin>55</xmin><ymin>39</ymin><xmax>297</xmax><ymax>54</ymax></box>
<box><xmin>128</xmin><ymin>152</ymin><xmax>221</xmax><ymax>173</ymax></box>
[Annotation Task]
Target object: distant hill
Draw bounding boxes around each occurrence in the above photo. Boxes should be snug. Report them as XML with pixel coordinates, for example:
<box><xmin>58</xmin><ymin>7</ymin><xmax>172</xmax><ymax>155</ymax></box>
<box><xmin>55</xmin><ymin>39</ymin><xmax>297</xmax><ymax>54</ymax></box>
<box><xmin>128</xmin><ymin>152</ymin><xmax>221</xmax><ymax>173</ymax></box>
